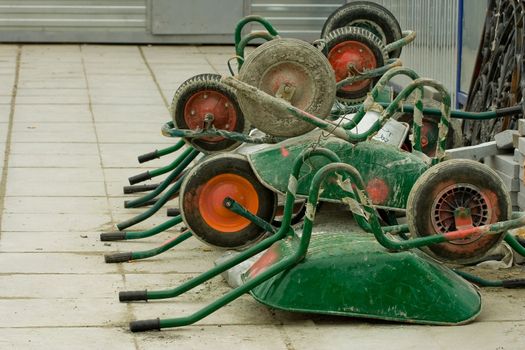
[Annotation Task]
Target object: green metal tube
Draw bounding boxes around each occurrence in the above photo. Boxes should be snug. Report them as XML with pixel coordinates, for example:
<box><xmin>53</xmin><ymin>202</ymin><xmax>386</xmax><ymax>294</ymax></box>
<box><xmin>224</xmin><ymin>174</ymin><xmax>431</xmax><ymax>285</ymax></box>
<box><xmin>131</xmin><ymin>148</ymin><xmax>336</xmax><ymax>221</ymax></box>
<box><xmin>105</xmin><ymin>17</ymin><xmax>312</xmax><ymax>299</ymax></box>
<box><xmin>234</xmin><ymin>15</ymin><xmax>279</xmax><ymax>68</ymax></box>
<box><xmin>124</xmin><ymin>215</ymin><xmax>183</xmax><ymax>240</ymax></box>
<box><xmin>158</xmin><ymin>140</ymin><xmax>185</xmax><ymax>157</ymax></box>
<box><xmin>153</xmin><ymin>249</ymin><xmax>299</xmax><ymax>330</ymax></box>
<box><xmin>504</xmin><ymin>232</ymin><xmax>525</xmax><ymax>257</ymax></box>
<box><xmin>453</xmin><ymin>269</ymin><xmax>503</xmax><ymax>287</ymax></box>
<box><xmin>384</xmin><ymin>30</ymin><xmax>416</xmax><ymax>54</ymax></box>
<box><xmin>335</xmin><ymin>59</ymin><xmax>402</xmax><ymax>90</ymax></box>
<box><xmin>125</xmin><ymin>148</ymin><xmax>198</xmax><ymax>208</ymax></box>
<box><xmin>161</xmin><ymin>120</ymin><xmax>284</xmax><ymax>144</ymax></box>
<box><xmin>343</xmin><ymin>67</ymin><xmax>421</xmax><ymax>131</ymax></box>
<box><xmin>130</xmin><ymin>231</ymin><xmax>193</xmax><ymax>260</ymax></box>
<box><xmin>236</xmin><ymin>31</ymin><xmax>275</xmax><ymax>69</ymax></box>
<box><xmin>224</xmin><ymin>198</ymin><xmax>276</xmax><ymax>234</ymax></box>
<box><xmin>148</xmin><ymin>149</ymin><xmax>190</xmax><ymax>178</ymax></box>
<box><xmin>117</xmin><ymin>177</ymin><xmax>184</xmax><ymax>231</ymax></box>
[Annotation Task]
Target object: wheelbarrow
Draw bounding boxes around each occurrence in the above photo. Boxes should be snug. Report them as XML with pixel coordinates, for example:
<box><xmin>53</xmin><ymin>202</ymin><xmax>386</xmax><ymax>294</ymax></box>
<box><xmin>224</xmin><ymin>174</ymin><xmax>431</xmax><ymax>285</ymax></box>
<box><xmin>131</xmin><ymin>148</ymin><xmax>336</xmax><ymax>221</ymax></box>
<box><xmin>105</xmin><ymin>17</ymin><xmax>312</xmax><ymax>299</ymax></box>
<box><xmin>121</xmin><ymin>1</ymin><xmax>414</xmax><ymax>195</ymax></box>
<box><xmin>100</xmin><ymin>6</ymin><xmax>415</xmax><ymax>245</ymax></box>
<box><xmin>103</xmin><ymin>64</ymin><xmax>523</xmax><ymax>263</ymax></box>
<box><xmin>120</xmin><ymin>147</ymin><xmax>525</xmax><ymax>332</ymax></box>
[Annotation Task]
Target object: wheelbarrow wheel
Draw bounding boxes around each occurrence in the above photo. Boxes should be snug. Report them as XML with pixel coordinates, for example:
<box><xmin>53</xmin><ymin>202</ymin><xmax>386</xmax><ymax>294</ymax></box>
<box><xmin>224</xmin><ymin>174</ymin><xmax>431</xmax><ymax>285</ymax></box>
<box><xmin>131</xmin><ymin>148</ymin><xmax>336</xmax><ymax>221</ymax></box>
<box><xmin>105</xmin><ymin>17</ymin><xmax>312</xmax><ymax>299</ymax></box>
<box><xmin>238</xmin><ymin>38</ymin><xmax>336</xmax><ymax>137</ymax></box>
<box><xmin>407</xmin><ymin>159</ymin><xmax>511</xmax><ymax>264</ymax></box>
<box><xmin>323</xmin><ymin>26</ymin><xmax>387</xmax><ymax>103</ymax></box>
<box><xmin>180</xmin><ymin>154</ymin><xmax>276</xmax><ymax>249</ymax></box>
<box><xmin>321</xmin><ymin>1</ymin><xmax>403</xmax><ymax>58</ymax></box>
<box><xmin>171</xmin><ymin>73</ymin><xmax>249</xmax><ymax>153</ymax></box>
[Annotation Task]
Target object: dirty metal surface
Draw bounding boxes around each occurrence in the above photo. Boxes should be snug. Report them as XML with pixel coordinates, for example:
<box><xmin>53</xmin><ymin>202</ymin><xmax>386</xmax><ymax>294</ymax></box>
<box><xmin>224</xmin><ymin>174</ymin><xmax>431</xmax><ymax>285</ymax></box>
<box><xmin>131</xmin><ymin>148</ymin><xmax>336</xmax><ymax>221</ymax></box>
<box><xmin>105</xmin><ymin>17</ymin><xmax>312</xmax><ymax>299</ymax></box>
<box><xmin>247</xmin><ymin>134</ymin><xmax>429</xmax><ymax>210</ymax></box>
<box><xmin>244</xmin><ymin>231</ymin><xmax>481</xmax><ymax>325</ymax></box>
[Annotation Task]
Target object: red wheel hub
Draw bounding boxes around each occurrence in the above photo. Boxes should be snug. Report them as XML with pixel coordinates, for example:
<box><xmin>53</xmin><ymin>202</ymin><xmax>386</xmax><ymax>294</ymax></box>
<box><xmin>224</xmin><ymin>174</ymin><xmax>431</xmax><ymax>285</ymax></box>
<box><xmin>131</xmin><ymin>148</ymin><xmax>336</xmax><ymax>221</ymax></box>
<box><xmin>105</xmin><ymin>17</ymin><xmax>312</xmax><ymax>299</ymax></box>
<box><xmin>198</xmin><ymin>173</ymin><xmax>259</xmax><ymax>233</ymax></box>
<box><xmin>328</xmin><ymin>40</ymin><xmax>377</xmax><ymax>92</ymax></box>
<box><xmin>184</xmin><ymin>90</ymin><xmax>238</xmax><ymax>142</ymax></box>
<box><xmin>432</xmin><ymin>184</ymin><xmax>492</xmax><ymax>244</ymax></box>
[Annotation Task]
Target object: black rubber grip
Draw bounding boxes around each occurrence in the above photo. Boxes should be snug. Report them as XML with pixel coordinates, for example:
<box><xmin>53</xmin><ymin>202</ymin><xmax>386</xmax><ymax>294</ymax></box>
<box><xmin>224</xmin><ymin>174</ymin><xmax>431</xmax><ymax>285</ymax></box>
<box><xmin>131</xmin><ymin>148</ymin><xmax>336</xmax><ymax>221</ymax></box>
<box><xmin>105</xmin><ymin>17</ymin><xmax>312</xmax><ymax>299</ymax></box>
<box><xmin>138</xmin><ymin>150</ymin><xmax>159</xmax><ymax>164</ymax></box>
<box><xmin>130</xmin><ymin>318</ymin><xmax>160</xmax><ymax>332</ymax></box>
<box><xmin>124</xmin><ymin>198</ymin><xmax>157</xmax><ymax>209</ymax></box>
<box><xmin>166</xmin><ymin>208</ymin><xmax>181</xmax><ymax>217</ymax></box>
<box><xmin>104</xmin><ymin>252</ymin><xmax>132</xmax><ymax>263</ymax></box>
<box><xmin>128</xmin><ymin>171</ymin><xmax>151</xmax><ymax>185</ymax></box>
<box><xmin>495</xmin><ymin>105</ymin><xmax>523</xmax><ymax>117</ymax></box>
<box><xmin>502</xmin><ymin>279</ymin><xmax>525</xmax><ymax>288</ymax></box>
<box><xmin>123</xmin><ymin>184</ymin><xmax>159</xmax><ymax>194</ymax></box>
<box><xmin>100</xmin><ymin>232</ymin><xmax>127</xmax><ymax>241</ymax></box>
<box><xmin>119</xmin><ymin>290</ymin><xmax>148</xmax><ymax>302</ymax></box>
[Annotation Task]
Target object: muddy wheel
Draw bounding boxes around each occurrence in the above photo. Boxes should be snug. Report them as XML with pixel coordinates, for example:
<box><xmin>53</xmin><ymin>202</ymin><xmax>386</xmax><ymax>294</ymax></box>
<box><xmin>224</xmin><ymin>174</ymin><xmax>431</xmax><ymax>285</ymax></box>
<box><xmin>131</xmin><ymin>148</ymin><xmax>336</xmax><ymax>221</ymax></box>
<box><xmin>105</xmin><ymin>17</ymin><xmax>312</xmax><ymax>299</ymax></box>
<box><xmin>321</xmin><ymin>1</ymin><xmax>403</xmax><ymax>58</ymax></box>
<box><xmin>171</xmin><ymin>74</ymin><xmax>249</xmax><ymax>153</ymax></box>
<box><xmin>238</xmin><ymin>38</ymin><xmax>336</xmax><ymax>137</ymax></box>
<box><xmin>324</xmin><ymin>26</ymin><xmax>387</xmax><ymax>103</ymax></box>
<box><xmin>180</xmin><ymin>154</ymin><xmax>276</xmax><ymax>249</ymax></box>
<box><xmin>407</xmin><ymin>159</ymin><xmax>511</xmax><ymax>264</ymax></box>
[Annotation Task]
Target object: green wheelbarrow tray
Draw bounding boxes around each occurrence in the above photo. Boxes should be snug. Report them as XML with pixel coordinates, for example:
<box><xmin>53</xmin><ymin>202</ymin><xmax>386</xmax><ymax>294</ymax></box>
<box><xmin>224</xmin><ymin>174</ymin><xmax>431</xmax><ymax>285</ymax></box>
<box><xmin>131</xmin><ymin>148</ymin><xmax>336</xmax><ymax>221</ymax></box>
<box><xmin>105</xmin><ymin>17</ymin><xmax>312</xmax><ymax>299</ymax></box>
<box><xmin>245</xmin><ymin>133</ymin><xmax>428</xmax><ymax>211</ymax></box>
<box><xmin>243</xmin><ymin>231</ymin><xmax>481</xmax><ymax>325</ymax></box>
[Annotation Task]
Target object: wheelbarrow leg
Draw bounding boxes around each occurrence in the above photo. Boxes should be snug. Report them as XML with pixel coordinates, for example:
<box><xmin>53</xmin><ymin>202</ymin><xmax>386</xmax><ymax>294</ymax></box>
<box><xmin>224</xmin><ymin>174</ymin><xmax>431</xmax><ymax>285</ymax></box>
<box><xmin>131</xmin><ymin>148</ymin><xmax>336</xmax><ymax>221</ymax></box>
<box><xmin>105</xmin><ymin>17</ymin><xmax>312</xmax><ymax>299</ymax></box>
<box><xmin>137</xmin><ymin>140</ymin><xmax>185</xmax><ymax>164</ymax></box>
<box><xmin>125</xmin><ymin>148</ymin><xmax>198</xmax><ymax>209</ymax></box>
<box><xmin>116</xmin><ymin>178</ymin><xmax>184</xmax><ymax>231</ymax></box>
<box><xmin>128</xmin><ymin>148</ymin><xmax>189</xmax><ymax>185</ymax></box>
<box><xmin>104</xmin><ymin>230</ymin><xmax>192</xmax><ymax>263</ymax></box>
<box><xmin>453</xmin><ymin>268</ymin><xmax>525</xmax><ymax>288</ymax></box>
<box><xmin>128</xmin><ymin>253</ymin><xmax>298</xmax><ymax>332</ymax></box>
<box><xmin>100</xmin><ymin>215</ymin><xmax>183</xmax><ymax>241</ymax></box>
<box><xmin>119</xmin><ymin>202</ymin><xmax>280</xmax><ymax>300</ymax></box>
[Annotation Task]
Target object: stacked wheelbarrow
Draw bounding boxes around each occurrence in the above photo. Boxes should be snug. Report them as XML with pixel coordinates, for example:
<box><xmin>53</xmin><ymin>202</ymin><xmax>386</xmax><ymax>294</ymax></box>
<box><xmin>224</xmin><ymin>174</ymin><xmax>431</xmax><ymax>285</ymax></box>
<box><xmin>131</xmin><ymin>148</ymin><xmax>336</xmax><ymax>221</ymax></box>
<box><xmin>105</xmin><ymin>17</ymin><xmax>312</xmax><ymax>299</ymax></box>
<box><xmin>100</xmin><ymin>1</ymin><xmax>525</xmax><ymax>332</ymax></box>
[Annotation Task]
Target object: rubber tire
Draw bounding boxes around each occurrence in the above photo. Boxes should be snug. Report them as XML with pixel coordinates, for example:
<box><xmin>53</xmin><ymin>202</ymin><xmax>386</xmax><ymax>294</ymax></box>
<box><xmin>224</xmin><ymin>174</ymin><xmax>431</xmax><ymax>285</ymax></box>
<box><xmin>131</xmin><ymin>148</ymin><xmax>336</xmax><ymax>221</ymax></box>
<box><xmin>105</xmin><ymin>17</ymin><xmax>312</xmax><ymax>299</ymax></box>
<box><xmin>171</xmin><ymin>74</ymin><xmax>249</xmax><ymax>154</ymax></box>
<box><xmin>407</xmin><ymin>159</ymin><xmax>511</xmax><ymax>264</ymax></box>
<box><xmin>180</xmin><ymin>154</ymin><xmax>277</xmax><ymax>249</ymax></box>
<box><xmin>321</xmin><ymin>1</ymin><xmax>403</xmax><ymax>58</ymax></box>
<box><xmin>323</xmin><ymin>26</ymin><xmax>387</xmax><ymax>103</ymax></box>
<box><xmin>238</xmin><ymin>38</ymin><xmax>336</xmax><ymax>138</ymax></box>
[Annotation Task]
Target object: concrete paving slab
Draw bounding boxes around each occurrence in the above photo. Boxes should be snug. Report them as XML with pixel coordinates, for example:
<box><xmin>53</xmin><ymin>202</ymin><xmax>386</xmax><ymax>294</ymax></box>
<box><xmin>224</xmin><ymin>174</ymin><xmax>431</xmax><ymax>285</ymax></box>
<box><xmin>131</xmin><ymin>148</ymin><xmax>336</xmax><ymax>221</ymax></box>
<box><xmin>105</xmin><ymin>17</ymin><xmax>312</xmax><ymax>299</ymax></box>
<box><xmin>10</xmin><ymin>141</ymin><xmax>99</xmax><ymax>155</ymax></box>
<box><xmin>0</xmin><ymin>231</ymin><xmax>150</xmax><ymax>253</ymax></box>
<box><xmin>1</xmin><ymin>213</ymin><xmax>112</xmax><ymax>232</ymax></box>
<box><xmin>95</xmin><ymin>123</ymin><xmax>173</xmax><ymax>144</ymax></box>
<box><xmin>11</xmin><ymin>122</ymin><xmax>97</xmax><ymax>143</ymax></box>
<box><xmin>0</xmin><ymin>252</ymin><xmax>118</xmax><ymax>274</ymax></box>
<box><xmin>0</xmin><ymin>274</ymin><xmax>123</xmax><ymax>298</ymax></box>
<box><xmin>91</xmin><ymin>104</ymin><xmax>168</xmax><ymax>123</ymax></box>
<box><xmin>6</xmin><ymin>180</ymin><xmax>106</xmax><ymax>196</ymax></box>
<box><xmin>14</xmin><ymin>104</ymin><xmax>91</xmax><ymax>126</ymax></box>
<box><xmin>135</xmin><ymin>325</ymin><xmax>289</xmax><ymax>350</ymax></box>
<box><xmin>3</xmin><ymin>196</ymin><xmax>108</xmax><ymax>214</ymax></box>
<box><xmin>9</xmin><ymin>153</ymin><xmax>101</xmax><ymax>168</ymax></box>
<box><xmin>281</xmin><ymin>321</ymin><xmax>525</xmax><ymax>350</ymax></box>
<box><xmin>0</xmin><ymin>105</ymin><xmax>10</xmax><ymax>122</ymax></box>
<box><xmin>7</xmin><ymin>167</ymin><xmax>104</xmax><ymax>183</ymax></box>
<box><xmin>0</xmin><ymin>328</ymin><xmax>136</xmax><ymax>350</ymax></box>
<box><xmin>0</xmin><ymin>298</ymin><xmax>127</xmax><ymax>327</ymax></box>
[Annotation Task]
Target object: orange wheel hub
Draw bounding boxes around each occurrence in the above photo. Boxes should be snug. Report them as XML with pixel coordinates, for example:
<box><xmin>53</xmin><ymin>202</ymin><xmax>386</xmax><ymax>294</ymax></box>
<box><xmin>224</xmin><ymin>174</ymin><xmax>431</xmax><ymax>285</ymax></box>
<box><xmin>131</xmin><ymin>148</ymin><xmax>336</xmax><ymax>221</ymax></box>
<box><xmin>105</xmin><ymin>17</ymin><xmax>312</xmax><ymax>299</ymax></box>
<box><xmin>198</xmin><ymin>173</ymin><xmax>259</xmax><ymax>232</ymax></box>
<box><xmin>328</xmin><ymin>40</ymin><xmax>377</xmax><ymax>92</ymax></box>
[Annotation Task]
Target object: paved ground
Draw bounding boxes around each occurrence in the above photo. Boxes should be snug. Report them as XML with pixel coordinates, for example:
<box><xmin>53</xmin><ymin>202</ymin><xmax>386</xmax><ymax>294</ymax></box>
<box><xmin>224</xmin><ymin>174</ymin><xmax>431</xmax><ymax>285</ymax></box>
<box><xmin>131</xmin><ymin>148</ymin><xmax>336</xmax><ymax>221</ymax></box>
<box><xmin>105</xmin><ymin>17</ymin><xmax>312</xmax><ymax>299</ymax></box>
<box><xmin>0</xmin><ymin>44</ymin><xmax>524</xmax><ymax>349</ymax></box>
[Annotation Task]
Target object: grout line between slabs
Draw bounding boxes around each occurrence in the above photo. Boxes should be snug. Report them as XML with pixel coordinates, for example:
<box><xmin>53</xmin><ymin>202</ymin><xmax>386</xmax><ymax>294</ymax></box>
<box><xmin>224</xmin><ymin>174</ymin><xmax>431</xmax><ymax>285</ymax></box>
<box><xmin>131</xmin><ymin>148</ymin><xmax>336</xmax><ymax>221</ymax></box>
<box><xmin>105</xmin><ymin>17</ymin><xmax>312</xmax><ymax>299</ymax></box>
<box><xmin>138</xmin><ymin>46</ymin><xmax>170</xmax><ymax>110</ymax></box>
<box><xmin>0</xmin><ymin>45</ymin><xmax>22</xmax><ymax>241</ymax></box>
